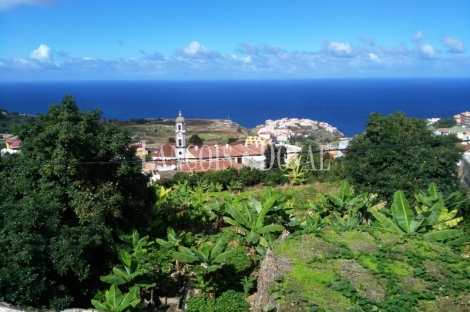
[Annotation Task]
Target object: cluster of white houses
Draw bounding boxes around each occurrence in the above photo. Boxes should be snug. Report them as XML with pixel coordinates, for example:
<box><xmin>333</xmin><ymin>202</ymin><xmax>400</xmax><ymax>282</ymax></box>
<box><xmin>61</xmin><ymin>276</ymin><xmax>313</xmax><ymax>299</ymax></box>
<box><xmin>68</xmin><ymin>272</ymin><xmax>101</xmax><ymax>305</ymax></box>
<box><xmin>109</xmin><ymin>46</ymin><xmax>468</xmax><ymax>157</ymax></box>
<box><xmin>252</xmin><ymin>117</ymin><xmax>338</xmax><ymax>145</ymax></box>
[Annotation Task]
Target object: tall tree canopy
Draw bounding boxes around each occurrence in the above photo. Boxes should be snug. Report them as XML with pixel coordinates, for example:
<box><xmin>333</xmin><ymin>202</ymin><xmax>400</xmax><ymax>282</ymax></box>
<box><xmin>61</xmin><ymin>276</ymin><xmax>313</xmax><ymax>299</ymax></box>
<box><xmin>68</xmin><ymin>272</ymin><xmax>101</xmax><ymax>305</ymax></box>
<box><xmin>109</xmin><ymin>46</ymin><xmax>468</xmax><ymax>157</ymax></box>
<box><xmin>0</xmin><ymin>95</ymin><xmax>156</xmax><ymax>309</ymax></box>
<box><xmin>188</xmin><ymin>134</ymin><xmax>204</xmax><ymax>145</ymax></box>
<box><xmin>344</xmin><ymin>111</ymin><xmax>462</xmax><ymax>202</ymax></box>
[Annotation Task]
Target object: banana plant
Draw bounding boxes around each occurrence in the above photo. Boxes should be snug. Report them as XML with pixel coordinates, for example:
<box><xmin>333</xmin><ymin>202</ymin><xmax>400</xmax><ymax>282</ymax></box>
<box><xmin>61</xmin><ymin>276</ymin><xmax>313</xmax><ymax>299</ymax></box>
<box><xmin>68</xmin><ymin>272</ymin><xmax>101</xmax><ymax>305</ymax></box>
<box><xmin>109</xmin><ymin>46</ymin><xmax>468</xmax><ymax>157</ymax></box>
<box><xmin>283</xmin><ymin>156</ymin><xmax>308</xmax><ymax>185</ymax></box>
<box><xmin>117</xmin><ymin>229</ymin><xmax>153</xmax><ymax>259</ymax></box>
<box><xmin>370</xmin><ymin>190</ymin><xmax>467</xmax><ymax>245</ymax></box>
<box><xmin>172</xmin><ymin>234</ymin><xmax>235</xmax><ymax>295</ymax></box>
<box><xmin>91</xmin><ymin>284</ymin><xmax>140</xmax><ymax>312</ymax></box>
<box><xmin>99</xmin><ymin>249</ymin><xmax>156</xmax><ymax>288</ymax></box>
<box><xmin>157</xmin><ymin>185</ymin><xmax>172</xmax><ymax>204</ymax></box>
<box><xmin>156</xmin><ymin>226</ymin><xmax>191</xmax><ymax>250</ymax></box>
<box><xmin>414</xmin><ymin>182</ymin><xmax>466</xmax><ymax>230</ymax></box>
<box><xmin>321</xmin><ymin>181</ymin><xmax>369</xmax><ymax>213</ymax></box>
<box><xmin>414</xmin><ymin>182</ymin><xmax>467</xmax><ymax>211</ymax></box>
<box><xmin>223</xmin><ymin>197</ymin><xmax>284</xmax><ymax>249</ymax></box>
<box><xmin>156</xmin><ymin>227</ymin><xmax>191</xmax><ymax>271</ymax></box>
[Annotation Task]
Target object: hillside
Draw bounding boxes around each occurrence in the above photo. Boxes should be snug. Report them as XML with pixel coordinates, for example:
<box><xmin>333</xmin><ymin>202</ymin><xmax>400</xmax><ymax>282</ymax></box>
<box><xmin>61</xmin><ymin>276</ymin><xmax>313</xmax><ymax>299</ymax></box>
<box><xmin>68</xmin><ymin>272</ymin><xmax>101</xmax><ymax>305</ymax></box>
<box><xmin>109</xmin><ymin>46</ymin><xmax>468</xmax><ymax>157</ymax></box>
<box><xmin>117</xmin><ymin>118</ymin><xmax>248</xmax><ymax>147</ymax></box>
<box><xmin>256</xmin><ymin>229</ymin><xmax>470</xmax><ymax>311</ymax></box>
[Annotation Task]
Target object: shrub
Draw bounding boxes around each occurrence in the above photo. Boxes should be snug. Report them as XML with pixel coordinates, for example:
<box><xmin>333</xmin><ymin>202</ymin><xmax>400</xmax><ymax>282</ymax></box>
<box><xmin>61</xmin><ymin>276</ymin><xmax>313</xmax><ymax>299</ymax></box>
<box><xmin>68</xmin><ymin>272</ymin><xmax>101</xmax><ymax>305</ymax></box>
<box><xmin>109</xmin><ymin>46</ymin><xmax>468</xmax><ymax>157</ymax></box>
<box><xmin>186</xmin><ymin>290</ymin><xmax>249</xmax><ymax>312</ymax></box>
<box><xmin>263</xmin><ymin>170</ymin><xmax>288</xmax><ymax>187</ymax></box>
<box><xmin>239</xmin><ymin>167</ymin><xmax>263</xmax><ymax>187</ymax></box>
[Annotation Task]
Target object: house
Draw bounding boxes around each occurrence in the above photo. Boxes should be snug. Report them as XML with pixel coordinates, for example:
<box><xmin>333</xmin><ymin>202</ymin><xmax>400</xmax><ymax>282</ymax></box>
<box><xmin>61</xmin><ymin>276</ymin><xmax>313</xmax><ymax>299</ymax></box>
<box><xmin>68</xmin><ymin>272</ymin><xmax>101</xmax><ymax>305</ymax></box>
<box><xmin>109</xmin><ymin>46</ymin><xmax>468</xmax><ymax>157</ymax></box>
<box><xmin>460</xmin><ymin>112</ymin><xmax>470</xmax><ymax>127</ymax></box>
<box><xmin>134</xmin><ymin>144</ymin><xmax>148</xmax><ymax>159</ymax></box>
<box><xmin>6</xmin><ymin>139</ymin><xmax>21</xmax><ymax>149</ymax></box>
<box><xmin>1</xmin><ymin>138</ymin><xmax>22</xmax><ymax>156</ymax></box>
<box><xmin>434</xmin><ymin>128</ymin><xmax>451</xmax><ymax>136</ymax></box>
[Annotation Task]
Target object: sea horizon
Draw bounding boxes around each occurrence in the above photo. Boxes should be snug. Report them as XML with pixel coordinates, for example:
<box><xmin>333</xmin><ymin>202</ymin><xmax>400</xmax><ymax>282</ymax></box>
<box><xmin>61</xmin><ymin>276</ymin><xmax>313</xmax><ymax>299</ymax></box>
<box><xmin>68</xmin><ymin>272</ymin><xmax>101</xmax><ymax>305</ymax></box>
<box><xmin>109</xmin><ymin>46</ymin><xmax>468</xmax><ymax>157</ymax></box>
<box><xmin>1</xmin><ymin>78</ymin><xmax>469</xmax><ymax>137</ymax></box>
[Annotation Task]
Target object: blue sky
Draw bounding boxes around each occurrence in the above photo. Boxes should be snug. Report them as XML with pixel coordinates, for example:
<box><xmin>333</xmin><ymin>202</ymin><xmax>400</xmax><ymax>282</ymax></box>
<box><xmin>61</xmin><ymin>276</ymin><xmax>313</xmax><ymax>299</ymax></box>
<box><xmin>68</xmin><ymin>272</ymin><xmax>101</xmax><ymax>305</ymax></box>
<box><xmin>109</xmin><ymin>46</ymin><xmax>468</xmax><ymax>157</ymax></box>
<box><xmin>1</xmin><ymin>0</ymin><xmax>469</xmax><ymax>81</ymax></box>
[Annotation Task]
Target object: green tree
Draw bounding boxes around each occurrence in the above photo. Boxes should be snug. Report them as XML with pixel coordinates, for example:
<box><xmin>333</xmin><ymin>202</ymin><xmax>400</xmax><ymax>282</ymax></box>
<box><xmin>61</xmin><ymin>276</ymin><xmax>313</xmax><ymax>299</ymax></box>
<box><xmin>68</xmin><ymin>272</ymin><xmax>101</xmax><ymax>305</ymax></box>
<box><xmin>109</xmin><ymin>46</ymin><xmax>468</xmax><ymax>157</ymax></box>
<box><xmin>344</xmin><ymin>111</ymin><xmax>462</xmax><ymax>202</ymax></box>
<box><xmin>0</xmin><ymin>95</ymin><xmax>156</xmax><ymax>309</ymax></box>
<box><xmin>264</xmin><ymin>144</ymin><xmax>287</xmax><ymax>170</ymax></box>
<box><xmin>188</xmin><ymin>134</ymin><xmax>204</xmax><ymax>145</ymax></box>
<box><xmin>433</xmin><ymin>118</ymin><xmax>457</xmax><ymax>129</ymax></box>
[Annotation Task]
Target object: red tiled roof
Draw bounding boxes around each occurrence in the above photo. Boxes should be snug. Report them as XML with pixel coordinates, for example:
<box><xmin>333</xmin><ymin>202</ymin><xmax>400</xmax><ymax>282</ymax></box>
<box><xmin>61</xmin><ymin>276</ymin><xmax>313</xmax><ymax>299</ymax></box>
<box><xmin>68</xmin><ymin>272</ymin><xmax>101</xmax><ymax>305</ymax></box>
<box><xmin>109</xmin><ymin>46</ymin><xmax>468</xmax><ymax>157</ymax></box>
<box><xmin>187</xmin><ymin>142</ymin><xmax>265</xmax><ymax>160</ymax></box>
<box><xmin>178</xmin><ymin>159</ymin><xmax>243</xmax><ymax>173</ymax></box>
<box><xmin>6</xmin><ymin>140</ymin><xmax>21</xmax><ymax>149</ymax></box>
<box><xmin>152</xmin><ymin>143</ymin><xmax>176</xmax><ymax>159</ymax></box>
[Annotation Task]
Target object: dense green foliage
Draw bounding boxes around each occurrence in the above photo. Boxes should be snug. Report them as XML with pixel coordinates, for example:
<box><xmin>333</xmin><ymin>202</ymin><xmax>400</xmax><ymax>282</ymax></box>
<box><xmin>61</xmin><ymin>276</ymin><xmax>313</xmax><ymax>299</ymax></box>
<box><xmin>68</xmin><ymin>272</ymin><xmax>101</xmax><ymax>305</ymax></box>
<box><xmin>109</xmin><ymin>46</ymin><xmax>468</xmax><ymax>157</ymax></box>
<box><xmin>1</xmin><ymin>101</ymin><xmax>469</xmax><ymax>311</ymax></box>
<box><xmin>264</xmin><ymin>144</ymin><xmax>287</xmax><ymax>170</ymax></box>
<box><xmin>433</xmin><ymin>118</ymin><xmax>457</xmax><ymax>128</ymax></box>
<box><xmin>157</xmin><ymin>167</ymin><xmax>288</xmax><ymax>190</ymax></box>
<box><xmin>188</xmin><ymin>134</ymin><xmax>204</xmax><ymax>145</ymax></box>
<box><xmin>344</xmin><ymin>111</ymin><xmax>462</xmax><ymax>202</ymax></box>
<box><xmin>186</xmin><ymin>290</ymin><xmax>249</xmax><ymax>312</ymax></box>
<box><xmin>0</xmin><ymin>108</ymin><xmax>35</xmax><ymax>132</ymax></box>
<box><xmin>0</xmin><ymin>95</ymin><xmax>155</xmax><ymax>309</ymax></box>
<box><xmin>273</xmin><ymin>229</ymin><xmax>470</xmax><ymax>312</ymax></box>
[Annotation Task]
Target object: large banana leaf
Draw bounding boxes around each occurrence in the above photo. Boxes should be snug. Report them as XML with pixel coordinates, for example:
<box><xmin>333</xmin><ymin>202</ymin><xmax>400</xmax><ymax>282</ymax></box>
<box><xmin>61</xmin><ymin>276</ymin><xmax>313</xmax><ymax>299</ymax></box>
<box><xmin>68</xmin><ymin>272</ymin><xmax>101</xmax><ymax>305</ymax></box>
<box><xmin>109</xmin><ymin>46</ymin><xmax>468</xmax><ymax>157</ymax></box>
<box><xmin>326</xmin><ymin>193</ymin><xmax>343</xmax><ymax>208</ymax></box>
<box><xmin>106</xmin><ymin>284</ymin><xmax>122</xmax><ymax>310</ymax></box>
<box><xmin>257</xmin><ymin>224</ymin><xmax>284</xmax><ymax>234</ymax></box>
<box><xmin>259</xmin><ymin>236</ymin><xmax>269</xmax><ymax>247</ymax></box>
<box><xmin>224</xmin><ymin>202</ymin><xmax>252</xmax><ymax>228</ymax></box>
<box><xmin>117</xmin><ymin>286</ymin><xmax>140</xmax><ymax>311</ymax></box>
<box><xmin>250</xmin><ymin>198</ymin><xmax>263</xmax><ymax>214</ymax></box>
<box><xmin>246</xmin><ymin>232</ymin><xmax>261</xmax><ymax>244</ymax></box>
<box><xmin>193</xmin><ymin>247</ymin><xmax>210</xmax><ymax>263</ymax></box>
<box><xmin>339</xmin><ymin>181</ymin><xmax>351</xmax><ymax>201</ymax></box>
<box><xmin>210</xmin><ymin>235</ymin><xmax>228</xmax><ymax>260</ymax></box>
<box><xmin>444</xmin><ymin>235</ymin><xmax>470</xmax><ymax>246</ymax></box>
<box><xmin>370</xmin><ymin>210</ymin><xmax>403</xmax><ymax>234</ymax></box>
<box><xmin>392</xmin><ymin>191</ymin><xmax>415</xmax><ymax>233</ymax></box>
<box><xmin>423</xmin><ymin>228</ymin><xmax>463</xmax><ymax>242</ymax></box>
<box><xmin>255</xmin><ymin>199</ymin><xmax>272</xmax><ymax>230</ymax></box>
<box><xmin>223</xmin><ymin>216</ymin><xmax>248</xmax><ymax>236</ymax></box>
<box><xmin>91</xmin><ymin>299</ymin><xmax>110</xmax><ymax>311</ymax></box>
<box><xmin>118</xmin><ymin>250</ymin><xmax>133</xmax><ymax>270</ymax></box>
<box><xmin>173</xmin><ymin>246</ymin><xmax>198</xmax><ymax>263</ymax></box>
<box><xmin>100</xmin><ymin>271</ymin><xmax>128</xmax><ymax>285</ymax></box>
<box><xmin>426</xmin><ymin>200</ymin><xmax>445</xmax><ymax>225</ymax></box>
<box><xmin>427</xmin><ymin>183</ymin><xmax>440</xmax><ymax>201</ymax></box>
<box><xmin>212</xmin><ymin>249</ymin><xmax>236</xmax><ymax>263</ymax></box>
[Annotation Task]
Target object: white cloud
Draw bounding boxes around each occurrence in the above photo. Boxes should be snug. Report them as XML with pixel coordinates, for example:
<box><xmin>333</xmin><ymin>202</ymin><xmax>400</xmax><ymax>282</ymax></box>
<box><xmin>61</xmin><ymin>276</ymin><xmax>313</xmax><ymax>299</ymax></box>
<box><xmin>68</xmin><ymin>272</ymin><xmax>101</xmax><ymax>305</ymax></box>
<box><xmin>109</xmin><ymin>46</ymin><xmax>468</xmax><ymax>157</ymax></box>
<box><xmin>182</xmin><ymin>41</ymin><xmax>209</xmax><ymax>55</ymax></box>
<box><xmin>2</xmin><ymin>36</ymin><xmax>470</xmax><ymax>80</ymax></box>
<box><xmin>238</xmin><ymin>42</ymin><xmax>259</xmax><ymax>54</ymax></box>
<box><xmin>418</xmin><ymin>43</ymin><xmax>438</xmax><ymax>60</ymax></box>
<box><xmin>441</xmin><ymin>35</ymin><xmax>466</xmax><ymax>53</ymax></box>
<box><xmin>368</xmin><ymin>53</ymin><xmax>379</xmax><ymax>62</ymax></box>
<box><xmin>29</xmin><ymin>44</ymin><xmax>52</xmax><ymax>62</ymax></box>
<box><xmin>358</xmin><ymin>34</ymin><xmax>376</xmax><ymax>46</ymax></box>
<box><xmin>412</xmin><ymin>31</ymin><xmax>425</xmax><ymax>42</ymax></box>
<box><xmin>0</xmin><ymin>0</ymin><xmax>57</xmax><ymax>10</ymax></box>
<box><xmin>177</xmin><ymin>41</ymin><xmax>221</xmax><ymax>60</ymax></box>
<box><xmin>322</xmin><ymin>40</ymin><xmax>354</xmax><ymax>57</ymax></box>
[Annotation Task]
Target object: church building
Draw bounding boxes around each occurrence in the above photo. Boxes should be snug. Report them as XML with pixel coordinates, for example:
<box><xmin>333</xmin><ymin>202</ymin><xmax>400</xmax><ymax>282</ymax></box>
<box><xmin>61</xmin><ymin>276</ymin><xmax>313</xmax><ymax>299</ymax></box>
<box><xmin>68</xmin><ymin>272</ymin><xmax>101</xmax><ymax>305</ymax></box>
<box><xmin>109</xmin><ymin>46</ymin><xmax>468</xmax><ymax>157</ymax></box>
<box><xmin>150</xmin><ymin>111</ymin><xmax>266</xmax><ymax>174</ymax></box>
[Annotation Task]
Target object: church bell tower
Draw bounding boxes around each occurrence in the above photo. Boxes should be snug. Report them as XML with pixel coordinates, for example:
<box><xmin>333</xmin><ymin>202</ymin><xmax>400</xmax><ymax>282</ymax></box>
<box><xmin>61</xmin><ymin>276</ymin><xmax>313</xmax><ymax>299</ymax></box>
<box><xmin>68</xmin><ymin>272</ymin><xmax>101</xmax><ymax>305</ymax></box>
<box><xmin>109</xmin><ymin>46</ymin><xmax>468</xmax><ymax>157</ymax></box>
<box><xmin>175</xmin><ymin>111</ymin><xmax>187</xmax><ymax>160</ymax></box>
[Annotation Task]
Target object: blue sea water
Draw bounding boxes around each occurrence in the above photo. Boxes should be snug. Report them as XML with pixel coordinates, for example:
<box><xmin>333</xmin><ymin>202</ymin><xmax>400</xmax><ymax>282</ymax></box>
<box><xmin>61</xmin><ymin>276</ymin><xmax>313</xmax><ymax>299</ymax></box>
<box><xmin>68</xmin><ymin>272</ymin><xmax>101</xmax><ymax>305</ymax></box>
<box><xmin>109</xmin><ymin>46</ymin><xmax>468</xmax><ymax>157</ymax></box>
<box><xmin>0</xmin><ymin>79</ymin><xmax>469</xmax><ymax>137</ymax></box>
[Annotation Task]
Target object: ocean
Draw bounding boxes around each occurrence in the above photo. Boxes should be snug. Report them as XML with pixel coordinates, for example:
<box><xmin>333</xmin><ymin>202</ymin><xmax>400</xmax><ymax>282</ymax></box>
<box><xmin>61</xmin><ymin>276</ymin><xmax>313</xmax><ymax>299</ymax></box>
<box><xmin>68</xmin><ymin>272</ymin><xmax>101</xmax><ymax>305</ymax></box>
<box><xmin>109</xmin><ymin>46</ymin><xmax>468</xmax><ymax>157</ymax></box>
<box><xmin>0</xmin><ymin>79</ymin><xmax>469</xmax><ymax>137</ymax></box>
